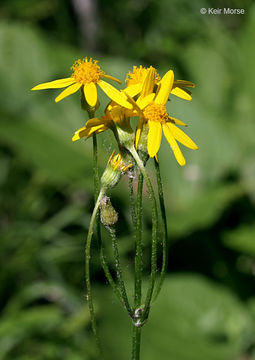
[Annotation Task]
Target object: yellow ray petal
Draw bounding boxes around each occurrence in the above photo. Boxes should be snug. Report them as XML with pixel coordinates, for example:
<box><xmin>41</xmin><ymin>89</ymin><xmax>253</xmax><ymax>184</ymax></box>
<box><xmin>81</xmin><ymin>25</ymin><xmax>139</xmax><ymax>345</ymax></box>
<box><xmin>124</xmin><ymin>83</ymin><xmax>143</xmax><ymax>97</ymax></box>
<box><xmin>148</xmin><ymin>121</ymin><xmax>162</xmax><ymax>158</ymax></box>
<box><xmin>167</xmin><ymin>123</ymin><xmax>198</xmax><ymax>150</ymax></box>
<box><xmin>84</xmin><ymin>118</ymin><xmax>100</xmax><ymax>127</ymax></box>
<box><xmin>135</xmin><ymin>116</ymin><xmax>143</xmax><ymax>148</ymax></box>
<box><xmin>98</xmin><ymin>80</ymin><xmax>132</xmax><ymax>109</ymax></box>
<box><xmin>102</xmin><ymin>74</ymin><xmax>122</xmax><ymax>84</ymax></box>
<box><xmin>168</xmin><ymin>116</ymin><xmax>187</xmax><ymax>126</ymax></box>
<box><xmin>155</xmin><ymin>70</ymin><xmax>174</xmax><ymax>105</ymax></box>
<box><xmin>85</xmin><ymin>125</ymin><xmax>107</xmax><ymax>136</ymax></box>
<box><xmin>140</xmin><ymin>67</ymin><xmax>156</xmax><ymax>99</ymax></box>
<box><xmin>162</xmin><ymin>124</ymin><xmax>186</xmax><ymax>166</ymax></box>
<box><xmin>72</xmin><ymin>130</ymin><xmax>88</xmax><ymax>141</ymax></box>
<box><xmin>55</xmin><ymin>83</ymin><xmax>82</xmax><ymax>103</ymax></box>
<box><xmin>84</xmin><ymin>82</ymin><xmax>97</xmax><ymax>107</ymax></box>
<box><xmin>171</xmin><ymin>87</ymin><xmax>192</xmax><ymax>101</ymax></box>
<box><xmin>173</xmin><ymin>80</ymin><xmax>195</xmax><ymax>88</ymax></box>
<box><xmin>137</xmin><ymin>93</ymin><xmax>155</xmax><ymax>110</ymax></box>
<box><xmin>31</xmin><ymin>78</ymin><xmax>76</xmax><ymax>90</ymax></box>
<box><xmin>86</xmin><ymin>127</ymin><xmax>108</xmax><ymax>138</ymax></box>
<box><xmin>123</xmin><ymin>91</ymin><xmax>142</xmax><ymax>115</ymax></box>
<box><xmin>86</xmin><ymin>117</ymin><xmax>111</xmax><ymax>128</ymax></box>
<box><xmin>72</xmin><ymin>124</ymin><xmax>107</xmax><ymax>141</ymax></box>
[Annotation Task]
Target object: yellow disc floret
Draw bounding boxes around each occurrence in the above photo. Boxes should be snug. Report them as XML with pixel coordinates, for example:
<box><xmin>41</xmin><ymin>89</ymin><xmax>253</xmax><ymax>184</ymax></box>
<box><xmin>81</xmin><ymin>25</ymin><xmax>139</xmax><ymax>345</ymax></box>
<box><xmin>143</xmin><ymin>103</ymin><xmax>168</xmax><ymax>124</ymax></box>
<box><xmin>125</xmin><ymin>65</ymin><xmax>160</xmax><ymax>86</ymax></box>
<box><xmin>71</xmin><ymin>57</ymin><xmax>104</xmax><ymax>84</ymax></box>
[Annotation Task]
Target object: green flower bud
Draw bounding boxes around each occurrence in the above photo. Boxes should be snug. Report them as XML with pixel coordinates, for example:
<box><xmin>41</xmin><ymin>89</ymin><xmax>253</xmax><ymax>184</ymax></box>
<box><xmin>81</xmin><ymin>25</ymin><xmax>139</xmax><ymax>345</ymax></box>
<box><xmin>100</xmin><ymin>196</ymin><xmax>118</xmax><ymax>226</ymax></box>
<box><xmin>101</xmin><ymin>151</ymin><xmax>133</xmax><ymax>189</ymax></box>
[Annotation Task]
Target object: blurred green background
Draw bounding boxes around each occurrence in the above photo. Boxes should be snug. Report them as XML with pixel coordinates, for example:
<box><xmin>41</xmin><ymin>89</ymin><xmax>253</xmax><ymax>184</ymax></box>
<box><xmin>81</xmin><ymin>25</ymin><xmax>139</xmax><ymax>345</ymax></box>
<box><xmin>1</xmin><ymin>0</ymin><xmax>255</xmax><ymax>359</ymax></box>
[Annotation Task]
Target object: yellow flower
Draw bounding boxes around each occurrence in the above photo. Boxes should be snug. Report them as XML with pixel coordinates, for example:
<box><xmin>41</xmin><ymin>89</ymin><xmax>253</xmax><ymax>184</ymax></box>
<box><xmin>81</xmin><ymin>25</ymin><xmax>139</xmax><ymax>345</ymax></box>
<box><xmin>72</xmin><ymin>117</ymin><xmax>112</xmax><ymax>141</ymax></box>
<box><xmin>125</xmin><ymin>65</ymin><xmax>195</xmax><ymax>101</ymax></box>
<box><xmin>72</xmin><ymin>101</ymin><xmax>136</xmax><ymax>143</ymax></box>
<box><xmin>133</xmin><ymin>70</ymin><xmax>198</xmax><ymax>166</ymax></box>
<box><xmin>31</xmin><ymin>57</ymin><xmax>132</xmax><ymax>109</ymax></box>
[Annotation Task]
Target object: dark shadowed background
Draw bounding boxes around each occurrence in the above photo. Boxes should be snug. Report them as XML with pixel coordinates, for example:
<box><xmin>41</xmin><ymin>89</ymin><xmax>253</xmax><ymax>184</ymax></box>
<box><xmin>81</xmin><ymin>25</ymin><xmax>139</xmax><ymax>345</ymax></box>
<box><xmin>0</xmin><ymin>0</ymin><xmax>255</xmax><ymax>359</ymax></box>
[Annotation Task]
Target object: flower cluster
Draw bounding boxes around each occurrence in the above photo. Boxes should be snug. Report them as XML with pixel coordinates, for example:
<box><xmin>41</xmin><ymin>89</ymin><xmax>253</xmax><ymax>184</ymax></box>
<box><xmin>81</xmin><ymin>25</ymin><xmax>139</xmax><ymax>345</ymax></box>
<box><xmin>31</xmin><ymin>57</ymin><xmax>199</xmax><ymax>356</ymax></box>
<box><xmin>32</xmin><ymin>58</ymin><xmax>198</xmax><ymax>167</ymax></box>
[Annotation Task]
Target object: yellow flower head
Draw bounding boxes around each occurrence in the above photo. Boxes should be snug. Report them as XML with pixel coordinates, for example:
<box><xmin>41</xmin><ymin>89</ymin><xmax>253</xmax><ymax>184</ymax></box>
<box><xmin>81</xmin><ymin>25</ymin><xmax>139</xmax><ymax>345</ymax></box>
<box><xmin>126</xmin><ymin>65</ymin><xmax>160</xmax><ymax>86</ymax></box>
<box><xmin>71</xmin><ymin>58</ymin><xmax>103</xmax><ymax>84</ymax></box>
<box><xmin>31</xmin><ymin>57</ymin><xmax>132</xmax><ymax>109</ymax></box>
<box><xmin>134</xmin><ymin>69</ymin><xmax>198</xmax><ymax>166</ymax></box>
<box><xmin>72</xmin><ymin>117</ymin><xmax>112</xmax><ymax>142</ymax></box>
<box><xmin>72</xmin><ymin>101</ymin><xmax>136</xmax><ymax>144</ymax></box>
<box><xmin>124</xmin><ymin>65</ymin><xmax>159</xmax><ymax>99</ymax></box>
<box><xmin>125</xmin><ymin>65</ymin><xmax>195</xmax><ymax>101</ymax></box>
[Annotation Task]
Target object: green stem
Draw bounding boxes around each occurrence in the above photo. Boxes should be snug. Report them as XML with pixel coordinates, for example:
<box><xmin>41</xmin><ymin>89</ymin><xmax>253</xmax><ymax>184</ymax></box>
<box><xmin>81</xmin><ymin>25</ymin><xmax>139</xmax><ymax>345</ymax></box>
<box><xmin>132</xmin><ymin>325</ymin><xmax>142</xmax><ymax>360</ymax></box>
<box><xmin>134</xmin><ymin>172</ymin><xmax>143</xmax><ymax>308</ymax></box>
<box><xmin>132</xmin><ymin>172</ymin><xmax>143</xmax><ymax>360</ymax></box>
<box><xmin>99</xmin><ymin>242</ymin><xmax>123</xmax><ymax>303</ymax></box>
<box><xmin>93</xmin><ymin>133</ymin><xmax>99</xmax><ymax>201</ymax></box>
<box><xmin>93</xmin><ymin>133</ymin><xmax>122</xmax><ymax>304</ymax></box>
<box><xmin>129</xmin><ymin>177</ymin><xmax>137</xmax><ymax>229</ymax></box>
<box><xmin>109</xmin><ymin>226</ymin><xmax>133</xmax><ymax>316</ymax></box>
<box><xmin>128</xmin><ymin>146</ymin><xmax>158</xmax><ymax>323</ymax></box>
<box><xmin>85</xmin><ymin>188</ymin><xmax>105</xmax><ymax>355</ymax></box>
<box><xmin>152</xmin><ymin>158</ymin><xmax>168</xmax><ymax>302</ymax></box>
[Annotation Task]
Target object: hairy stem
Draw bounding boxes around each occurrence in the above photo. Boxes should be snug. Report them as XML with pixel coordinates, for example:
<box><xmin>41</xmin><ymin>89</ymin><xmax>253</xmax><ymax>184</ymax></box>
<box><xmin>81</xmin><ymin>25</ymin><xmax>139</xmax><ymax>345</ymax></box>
<box><xmin>129</xmin><ymin>177</ymin><xmax>137</xmax><ymax>229</ymax></box>
<box><xmin>92</xmin><ymin>134</ymin><xmax>123</xmax><ymax>303</ymax></box>
<box><xmin>132</xmin><ymin>325</ymin><xmax>142</xmax><ymax>360</ymax></box>
<box><xmin>134</xmin><ymin>172</ymin><xmax>143</xmax><ymax>308</ymax></box>
<box><xmin>128</xmin><ymin>146</ymin><xmax>158</xmax><ymax>323</ymax></box>
<box><xmin>109</xmin><ymin>226</ymin><xmax>133</xmax><ymax>316</ymax></box>
<box><xmin>85</xmin><ymin>188</ymin><xmax>105</xmax><ymax>355</ymax></box>
<box><xmin>131</xmin><ymin>171</ymin><xmax>144</xmax><ymax>360</ymax></box>
<box><xmin>152</xmin><ymin>158</ymin><xmax>168</xmax><ymax>302</ymax></box>
<box><xmin>99</xmin><ymin>242</ymin><xmax>123</xmax><ymax>303</ymax></box>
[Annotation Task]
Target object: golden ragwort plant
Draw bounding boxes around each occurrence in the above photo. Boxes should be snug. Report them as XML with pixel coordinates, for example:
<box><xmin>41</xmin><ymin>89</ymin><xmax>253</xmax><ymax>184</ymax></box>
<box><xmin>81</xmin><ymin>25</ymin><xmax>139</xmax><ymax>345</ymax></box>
<box><xmin>32</xmin><ymin>57</ymin><xmax>198</xmax><ymax>360</ymax></box>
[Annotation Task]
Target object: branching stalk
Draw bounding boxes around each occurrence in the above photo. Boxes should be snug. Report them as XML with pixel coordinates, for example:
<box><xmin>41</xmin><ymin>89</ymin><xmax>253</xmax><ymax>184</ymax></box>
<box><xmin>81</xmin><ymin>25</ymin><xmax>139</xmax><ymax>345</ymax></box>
<box><xmin>132</xmin><ymin>171</ymin><xmax>144</xmax><ymax>360</ymax></box>
<box><xmin>128</xmin><ymin>146</ymin><xmax>158</xmax><ymax>323</ymax></box>
<box><xmin>85</xmin><ymin>188</ymin><xmax>105</xmax><ymax>355</ymax></box>
<box><xmin>92</xmin><ymin>133</ymin><xmax>123</xmax><ymax>303</ymax></box>
<box><xmin>129</xmin><ymin>177</ymin><xmax>137</xmax><ymax>229</ymax></box>
<box><xmin>134</xmin><ymin>172</ymin><xmax>143</xmax><ymax>308</ymax></box>
<box><xmin>152</xmin><ymin>158</ymin><xmax>168</xmax><ymax>302</ymax></box>
<box><xmin>108</xmin><ymin>226</ymin><xmax>133</xmax><ymax>315</ymax></box>
<box><xmin>132</xmin><ymin>326</ymin><xmax>142</xmax><ymax>360</ymax></box>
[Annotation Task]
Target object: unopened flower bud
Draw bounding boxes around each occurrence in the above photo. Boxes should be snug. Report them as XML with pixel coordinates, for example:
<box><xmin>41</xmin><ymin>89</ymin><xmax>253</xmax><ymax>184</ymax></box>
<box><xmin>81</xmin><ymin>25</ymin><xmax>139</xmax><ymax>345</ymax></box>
<box><xmin>100</xmin><ymin>196</ymin><xmax>118</xmax><ymax>226</ymax></box>
<box><xmin>101</xmin><ymin>151</ymin><xmax>133</xmax><ymax>189</ymax></box>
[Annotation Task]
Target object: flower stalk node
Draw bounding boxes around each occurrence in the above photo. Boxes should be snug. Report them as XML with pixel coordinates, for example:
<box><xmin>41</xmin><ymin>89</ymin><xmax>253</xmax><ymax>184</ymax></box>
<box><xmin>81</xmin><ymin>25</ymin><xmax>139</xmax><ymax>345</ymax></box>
<box><xmin>132</xmin><ymin>305</ymin><xmax>147</xmax><ymax>328</ymax></box>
